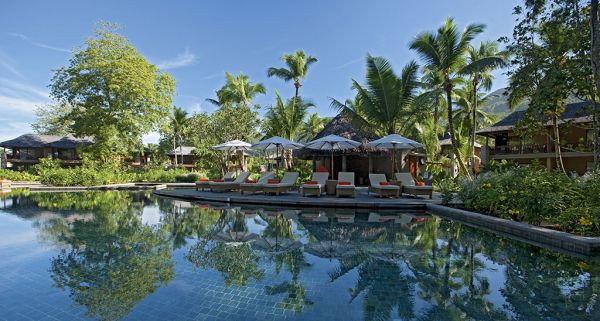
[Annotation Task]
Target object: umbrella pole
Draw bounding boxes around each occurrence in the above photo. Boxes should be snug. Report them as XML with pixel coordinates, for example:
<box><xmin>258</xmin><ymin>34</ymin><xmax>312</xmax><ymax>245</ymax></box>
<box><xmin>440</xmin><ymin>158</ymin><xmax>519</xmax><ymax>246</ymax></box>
<box><xmin>331</xmin><ymin>148</ymin><xmax>334</xmax><ymax>179</ymax></box>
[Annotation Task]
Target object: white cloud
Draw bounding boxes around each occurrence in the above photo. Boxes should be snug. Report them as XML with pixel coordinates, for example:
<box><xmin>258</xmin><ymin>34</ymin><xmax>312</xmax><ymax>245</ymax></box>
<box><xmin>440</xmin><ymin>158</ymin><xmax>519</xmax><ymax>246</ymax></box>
<box><xmin>331</xmin><ymin>57</ymin><xmax>363</xmax><ymax>70</ymax></box>
<box><xmin>156</xmin><ymin>48</ymin><xmax>198</xmax><ymax>69</ymax></box>
<box><xmin>7</xmin><ymin>32</ymin><xmax>71</xmax><ymax>53</ymax></box>
<box><xmin>0</xmin><ymin>77</ymin><xmax>49</xmax><ymax>99</ymax></box>
<box><xmin>0</xmin><ymin>95</ymin><xmax>45</xmax><ymax>113</ymax></box>
<box><xmin>0</xmin><ymin>49</ymin><xmax>25</xmax><ymax>79</ymax></box>
<box><xmin>0</xmin><ymin>78</ymin><xmax>50</xmax><ymax>114</ymax></box>
<box><xmin>199</xmin><ymin>72</ymin><xmax>222</xmax><ymax>81</ymax></box>
<box><xmin>188</xmin><ymin>102</ymin><xmax>202</xmax><ymax>113</ymax></box>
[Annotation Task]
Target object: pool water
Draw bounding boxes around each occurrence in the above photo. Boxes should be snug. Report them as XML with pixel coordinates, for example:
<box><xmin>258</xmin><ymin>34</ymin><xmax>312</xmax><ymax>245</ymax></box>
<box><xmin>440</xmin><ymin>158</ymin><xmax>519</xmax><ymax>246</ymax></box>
<box><xmin>0</xmin><ymin>190</ymin><xmax>598</xmax><ymax>321</ymax></box>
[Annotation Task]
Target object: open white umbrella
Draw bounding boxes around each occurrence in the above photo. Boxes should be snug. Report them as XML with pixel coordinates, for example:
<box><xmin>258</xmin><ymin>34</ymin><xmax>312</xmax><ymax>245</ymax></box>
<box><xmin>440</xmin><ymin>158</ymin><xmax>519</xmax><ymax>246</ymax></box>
<box><xmin>367</xmin><ymin>134</ymin><xmax>424</xmax><ymax>173</ymax></box>
<box><xmin>251</xmin><ymin>136</ymin><xmax>304</xmax><ymax>174</ymax></box>
<box><xmin>304</xmin><ymin>135</ymin><xmax>361</xmax><ymax>178</ymax></box>
<box><xmin>213</xmin><ymin>140</ymin><xmax>252</xmax><ymax>171</ymax></box>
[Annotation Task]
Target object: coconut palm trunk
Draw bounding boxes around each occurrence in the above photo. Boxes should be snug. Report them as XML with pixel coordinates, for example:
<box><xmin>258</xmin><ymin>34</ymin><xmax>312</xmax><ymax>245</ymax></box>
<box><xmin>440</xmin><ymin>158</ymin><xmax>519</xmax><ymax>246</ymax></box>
<box><xmin>471</xmin><ymin>78</ymin><xmax>479</xmax><ymax>173</ymax></box>
<box><xmin>445</xmin><ymin>78</ymin><xmax>471</xmax><ymax>178</ymax></box>
<box><xmin>173</xmin><ymin>136</ymin><xmax>178</xmax><ymax>166</ymax></box>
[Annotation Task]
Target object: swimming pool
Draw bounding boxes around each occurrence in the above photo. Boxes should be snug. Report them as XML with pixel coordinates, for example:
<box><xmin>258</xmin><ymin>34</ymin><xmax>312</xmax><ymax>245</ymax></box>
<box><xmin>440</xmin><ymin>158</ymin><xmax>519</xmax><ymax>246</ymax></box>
<box><xmin>0</xmin><ymin>190</ymin><xmax>598</xmax><ymax>321</ymax></box>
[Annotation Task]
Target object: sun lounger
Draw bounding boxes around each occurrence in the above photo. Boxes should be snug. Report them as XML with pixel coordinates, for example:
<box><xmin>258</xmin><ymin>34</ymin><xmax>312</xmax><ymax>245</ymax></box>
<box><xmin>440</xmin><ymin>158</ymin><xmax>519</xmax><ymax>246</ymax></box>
<box><xmin>239</xmin><ymin>172</ymin><xmax>276</xmax><ymax>195</ymax></box>
<box><xmin>368</xmin><ymin>174</ymin><xmax>400</xmax><ymax>198</ymax></box>
<box><xmin>395</xmin><ymin>172</ymin><xmax>433</xmax><ymax>199</ymax></box>
<box><xmin>336</xmin><ymin>172</ymin><xmax>356</xmax><ymax>198</ymax></box>
<box><xmin>196</xmin><ymin>171</ymin><xmax>236</xmax><ymax>191</ymax></box>
<box><xmin>301</xmin><ymin>172</ymin><xmax>329</xmax><ymax>197</ymax></box>
<box><xmin>262</xmin><ymin>172</ymin><xmax>299</xmax><ymax>195</ymax></box>
<box><xmin>209</xmin><ymin>172</ymin><xmax>250</xmax><ymax>192</ymax></box>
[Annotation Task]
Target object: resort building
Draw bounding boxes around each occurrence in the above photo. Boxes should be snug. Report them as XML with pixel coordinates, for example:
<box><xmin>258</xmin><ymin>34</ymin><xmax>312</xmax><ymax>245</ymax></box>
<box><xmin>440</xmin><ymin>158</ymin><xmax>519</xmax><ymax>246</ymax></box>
<box><xmin>297</xmin><ymin>114</ymin><xmax>427</xmax><ymax>185</ymax></box>
<box><xmin>476</xmin><ymin>102</ymin><xmax>597</xmax><ymax>175</ymax></box>
<box><xmin>438</xmin><ymin>134</ymin><xmax>482</xmax><ymax>176</ymax></box>
<box><xmin>167</xmin><ymin>146</ymin><xmax>197</xmax><ymax>170</ymax></box>
<box><xmin>0</xmin><ymin>134</ymin><xmax>151</xmax><ymax>169</ymax></box>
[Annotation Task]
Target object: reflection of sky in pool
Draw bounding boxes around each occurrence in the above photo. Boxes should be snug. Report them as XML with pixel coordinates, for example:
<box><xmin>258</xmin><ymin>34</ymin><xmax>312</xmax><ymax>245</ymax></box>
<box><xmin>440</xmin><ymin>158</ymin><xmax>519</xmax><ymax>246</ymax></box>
<box><xmin>0</xmin><ymin>190</ymin><xmax>598</xmax><ymax>321</ymax></box>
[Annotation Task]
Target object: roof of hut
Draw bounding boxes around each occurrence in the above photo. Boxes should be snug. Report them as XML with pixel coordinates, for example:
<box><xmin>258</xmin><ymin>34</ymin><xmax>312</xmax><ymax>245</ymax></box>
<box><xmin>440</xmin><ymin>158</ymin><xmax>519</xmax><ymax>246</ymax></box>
<box><xmin>0</xmin><ymin>134</ymin><xmax>93</xmax><ymax>149</ymax></box>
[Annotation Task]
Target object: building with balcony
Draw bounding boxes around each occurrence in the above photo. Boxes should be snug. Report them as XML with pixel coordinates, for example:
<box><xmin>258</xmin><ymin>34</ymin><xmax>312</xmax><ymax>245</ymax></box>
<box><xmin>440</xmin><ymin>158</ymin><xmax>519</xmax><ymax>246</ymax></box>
<box><xmin>476</xmin><ymin>102</ymin><xmax>597</xmax><ymax>175</ymax></box>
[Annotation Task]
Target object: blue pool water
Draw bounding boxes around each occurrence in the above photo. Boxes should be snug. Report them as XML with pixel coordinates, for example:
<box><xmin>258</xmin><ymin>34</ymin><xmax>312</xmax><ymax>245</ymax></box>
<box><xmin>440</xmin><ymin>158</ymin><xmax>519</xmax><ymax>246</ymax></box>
<box><xmin>0</xmin><ymin>190</ymin><xmax>598</xmax><ymax>321</ymax></box>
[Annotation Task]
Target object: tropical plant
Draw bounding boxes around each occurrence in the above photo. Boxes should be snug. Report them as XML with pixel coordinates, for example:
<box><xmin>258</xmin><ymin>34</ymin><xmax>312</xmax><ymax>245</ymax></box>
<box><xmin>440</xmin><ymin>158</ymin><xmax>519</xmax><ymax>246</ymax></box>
<box><xmin>170</xmin><ymin>106</ymin><xmax>188</xmax><ymax>167</ymax></box>
<box><xmin>263</xmin><ymin>91</ymin><xmax>314</xmax><ymax>169</ymax></box>
<box><xmin>206</xmin><ymin>72</ymin><xmax>266</xmax><ymax>107</ymax></box>
<box><xmin>410</xmin><ymin>17</ymin><xmax>487</xmax><ymax>178</ymax></box>
<box><xmin>459</xmin><ymin>41</ymin><xmax>508</xmax><ymax>171</ymax></box>
<box><xmin>267</xmin><ymin>50</ymin><xmax>318</xmax><ymax>98</ymax></box>
<box><xmin>330</xmin><ymin>55</ymin><xmax>420</xmax><ymax>136</ymax></box>
<box><xmin>298</xmin><ymin>113</ymin><xmax>328</xmax><ymax>142</ymax></box>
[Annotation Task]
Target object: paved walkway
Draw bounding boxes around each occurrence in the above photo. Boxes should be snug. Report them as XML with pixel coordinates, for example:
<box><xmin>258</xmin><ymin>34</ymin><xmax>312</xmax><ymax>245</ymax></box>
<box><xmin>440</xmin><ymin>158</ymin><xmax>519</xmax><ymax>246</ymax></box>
<box><xmin>153</xmin><ymin>187</ymin><xmax>441</xmax><ymax>209</ymax></box>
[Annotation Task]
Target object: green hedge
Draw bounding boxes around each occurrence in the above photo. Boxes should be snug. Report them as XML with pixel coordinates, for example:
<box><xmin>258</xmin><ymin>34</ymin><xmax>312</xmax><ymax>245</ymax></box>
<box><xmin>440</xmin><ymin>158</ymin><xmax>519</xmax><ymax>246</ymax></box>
<box><xmin>456</xmin><ymin>166</ymin><xmax>600</xmax><ymax>236</ymax></box>
<box><xmin>0</xmin><ymin>169</ymin><xmax>38</xmax><ymax>181</ymax></box>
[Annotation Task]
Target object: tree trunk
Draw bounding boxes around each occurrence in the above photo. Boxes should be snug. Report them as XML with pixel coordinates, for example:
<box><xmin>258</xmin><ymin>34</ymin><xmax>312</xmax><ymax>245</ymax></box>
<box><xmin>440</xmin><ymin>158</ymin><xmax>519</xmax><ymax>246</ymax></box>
<box><xmin>471</xmin><ymin>79</ymin><xmax>479</xmax><ymax>174</ymax></box>
<box><xmin>591</xmin><ymin>0</ymin><xmax>600</xmax><ymax>168</ymax></box>
<box><xmin>294</xmin><ymin>81</ymin><xmax>301</xmax><ymax>98</ymax></box>
<box><xmin>172</xmin><ymin>135</ymin><xmax>177</xmax><ymax>166</ymax></box>
<box><xmin>179</xmin><ymin>141</ymin><xmax>183</xmax><ymax>169</ymax></box>
<box><xmin>445</xmin><ymin>78</ymin><xmax>471</xmax><ymax>178</ymax></box>
<box><xmin>552</xmin><ymin>113</ymin><xmax>566</xmax><ymax>174</ymax></box>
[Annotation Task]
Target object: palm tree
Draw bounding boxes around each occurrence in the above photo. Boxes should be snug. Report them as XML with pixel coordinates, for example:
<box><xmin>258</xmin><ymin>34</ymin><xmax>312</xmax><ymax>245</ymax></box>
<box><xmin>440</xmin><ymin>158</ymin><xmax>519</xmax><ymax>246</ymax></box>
<box><xmin>330</xmin><ymin>55</ymin><xmax>420</xmax><ymax>136</ymax></box>
<box><xmin>459</xmin><ymin>41</ymin><xmax>508</xmax><ymax>172</ymax></box>
<box><xmin>298</xmin><ymin>113</ymin><xmax>328</xmax><ymax>142</ymax></box>
<box><xmin>410</xmin><ymin>18</ymin><xmax>486</xmax><ymax>178</ymax></box>
<box><xmin>267</xmin><ymin>50</ymin><xmax>318</xmax><ymax>98</ymax></box>
<box><xmin>206</xmin><ymin>72</ymin><xmax>266</xmax><ymax>107</ymax></box>
<box><xmin>171</xmin><ymin>106</ymin><xmax>188</xmax><ymax>167</ymax></box>
<box><xmin>263</xmin><ymin>91</ymin><xmax>314</xmax><ymax>169</ymax></box>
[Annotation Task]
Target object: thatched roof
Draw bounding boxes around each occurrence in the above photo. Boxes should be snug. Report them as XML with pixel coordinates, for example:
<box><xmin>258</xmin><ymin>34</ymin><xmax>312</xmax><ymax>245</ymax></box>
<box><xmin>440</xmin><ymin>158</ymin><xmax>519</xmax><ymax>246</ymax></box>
<box><xmin>296</xmin><ymin>114</ymin><xmax>385</xmax><ymax>158</ymax></box>
<box><xmin>477</xmin><ymin>101</ymin><xmax>596</xmax><ymax>136</ymax></box>
<box><xmin>0</xmin><ymin>134</ymin><xmax>93</xmax><ymax>149</ymax></box>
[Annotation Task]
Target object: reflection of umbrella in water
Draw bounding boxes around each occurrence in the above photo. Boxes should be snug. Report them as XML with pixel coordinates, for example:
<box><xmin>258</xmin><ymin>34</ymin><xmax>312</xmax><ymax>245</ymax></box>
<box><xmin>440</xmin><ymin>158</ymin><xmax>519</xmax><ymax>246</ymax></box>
<box><xmin>252</xmin><ymin>236</ymin><xmax>302</xmax><ymax>254</ymax></box>
<box><xmin>304</xmin><ymin>241</ymin><xmax>355</xmax><ymax>260</ymax></box>
<box><xmin>214</xmin><ymin>231</ymin><xmax>259</xmax><ymax>246</ymax></box>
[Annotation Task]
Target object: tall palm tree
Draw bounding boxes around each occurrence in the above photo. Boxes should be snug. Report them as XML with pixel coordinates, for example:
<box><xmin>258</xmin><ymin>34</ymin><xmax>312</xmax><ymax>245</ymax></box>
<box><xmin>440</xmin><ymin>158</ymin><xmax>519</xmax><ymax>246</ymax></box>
<box><xmin>267</xmin><ymin>50</ymin><xmax>318</xmax><ymax>98</ymax></box>
<box><xmin>263</xmin><ymin>91</ymin><xmax>314</xmax><ymax>169</ymax></box>
<box><xmin>459</xmin><ymin>41</ymin><xmax>508</xmax><ymax>172</ymax></box>
<box><xmin>206</xmin><ymin>72</ymin><xmax>266</xmax><ymax>107</ymax></box>
<box><xmin>330</xmin><ymin>55</ymin><xmax>420</xmax><ymax>136</ymax></box>
<box><xmin>410</xmin><ymin>17</ymin><xmax>486</xmax><ymax>178</ymax></box>
<box><xmin>171</xmin><ymin>106</ymin><xmax>188</xmax><ymax>167</ymax></box>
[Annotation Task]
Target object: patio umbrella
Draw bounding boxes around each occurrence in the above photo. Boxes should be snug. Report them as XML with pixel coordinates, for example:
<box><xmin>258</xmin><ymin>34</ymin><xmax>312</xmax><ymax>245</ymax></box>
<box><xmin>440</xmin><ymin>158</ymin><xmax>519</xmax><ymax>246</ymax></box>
<box><xmin>304</xmin><ymin>135</ymin><xmax>361</xmax><ymax>179</ymax></box>
<box><xmin>251</xmin><ymin>136</ymin><xmax>304</xmax><ymax>174</ymax></box>
<box><xmin>367</xmin><ymin>134</ymin><xmax>424</xmax><ymax>174</ymax></box>
<box><xmin>213</xmin><ymin>140</ymin><xmax>252</xmax><ymax>171</ymax></box>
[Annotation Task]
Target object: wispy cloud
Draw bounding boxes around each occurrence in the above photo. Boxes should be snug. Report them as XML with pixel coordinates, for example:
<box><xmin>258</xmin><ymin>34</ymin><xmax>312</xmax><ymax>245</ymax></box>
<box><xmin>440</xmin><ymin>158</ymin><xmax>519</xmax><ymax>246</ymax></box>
<box><xmin>199</xmin><ymin>72</ymin><xmax>222</xmax><ymax>81</ymax></box>
<box><xmin>331</xmin><ymin>57</ymin><xmax>363</xmax><ymax>70</ymax></box>
<box><xmin>156</xmin><ymin>48</ymin><xmax>198</xmax><ymax>69</ymax></box>
<box><xmin>0</xmin><ymin>78</ymin><xmax>50</xmax><ymax>114</ymax></box>
<box><xmin>7</xmin><ymin>32</ymin><xmax>71</xmax><ymax>53</ymax></box>
<box><xmin>0</xmin><ymin>49</ymin><xmax>25</xmax><ymax>79</ymax></box>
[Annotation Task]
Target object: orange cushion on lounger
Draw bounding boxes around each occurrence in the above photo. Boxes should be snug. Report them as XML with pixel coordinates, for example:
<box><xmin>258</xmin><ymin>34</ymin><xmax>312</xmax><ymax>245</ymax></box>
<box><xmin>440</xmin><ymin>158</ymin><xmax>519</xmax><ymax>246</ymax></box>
<box><xmin>304</xmin><ymin>180</ymin><xmax>318</xmax><ymax>184</ymax></box>
<box><xmin>212</xmin><ymin>179</ymin><xmax>224</xmax><ymax>182</ymax></box>
<box><xmin>379</xmin><ymin>182</ymin><xmax>391</xmax><ymax>186</ymax></box>
<box><xmin>267</xmin><ymin>179</ymin><xmax>280</xmax><ymax>184</ymax></box>
<box><xmin>244</xmin><ymin>180</ymin><xmax>257</xmax><ymax>184</ymax></box>
<box><xmin>338</xmin><ymin>181</ymin><xmax>352</xmax><ymax>185</ymax></box>
<box><xmin>415</xmin><ymin>182</ymin><xmax>425</xmax><ymax>186</ymax></box>
<box><xmin>198</xmin><ymin>178</ymin><xmax>209</xmax><ymax>181</ymax></box>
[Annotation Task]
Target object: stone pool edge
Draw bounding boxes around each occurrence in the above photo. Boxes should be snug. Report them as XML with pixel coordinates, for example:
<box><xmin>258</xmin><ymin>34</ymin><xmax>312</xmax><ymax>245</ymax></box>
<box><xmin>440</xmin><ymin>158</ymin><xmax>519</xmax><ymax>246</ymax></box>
<box><xmin>427</xmin><ymin>203</ymin><xmax>600</xmax><ymax>256</ymax></box>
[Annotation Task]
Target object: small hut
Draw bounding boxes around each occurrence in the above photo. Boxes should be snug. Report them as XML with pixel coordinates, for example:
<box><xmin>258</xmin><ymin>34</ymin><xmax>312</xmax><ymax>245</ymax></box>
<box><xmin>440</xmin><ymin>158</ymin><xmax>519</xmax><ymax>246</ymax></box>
<box><xmin>297</xmin><ymin>114</ymin><xmax>426</xmax><ymax>185</ymax></box>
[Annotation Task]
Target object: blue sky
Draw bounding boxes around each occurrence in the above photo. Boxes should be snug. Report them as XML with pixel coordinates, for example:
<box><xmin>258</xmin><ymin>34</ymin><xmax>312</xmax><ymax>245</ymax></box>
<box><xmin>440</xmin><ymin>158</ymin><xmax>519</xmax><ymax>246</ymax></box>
<box><xmin>0</xmin><ymin>0</ymin><xmax>519</xmax><ymax>143</ymax></box>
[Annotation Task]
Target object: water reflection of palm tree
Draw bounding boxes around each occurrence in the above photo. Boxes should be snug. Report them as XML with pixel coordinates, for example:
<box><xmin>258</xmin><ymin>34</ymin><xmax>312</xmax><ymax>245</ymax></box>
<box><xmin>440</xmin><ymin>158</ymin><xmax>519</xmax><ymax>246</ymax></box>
<box><xmin>159</xmin><ymin>199</ymin><xmax>222</xmax><ymax>249</ymax></box>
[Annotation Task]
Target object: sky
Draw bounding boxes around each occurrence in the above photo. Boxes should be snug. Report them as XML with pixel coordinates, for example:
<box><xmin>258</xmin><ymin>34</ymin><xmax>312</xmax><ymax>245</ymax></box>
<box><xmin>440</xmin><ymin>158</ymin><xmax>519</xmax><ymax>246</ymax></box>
<box><xmin>0</xmin><ymin>0</ymin><xmax>520</xmax><ymax>144</ymax></box>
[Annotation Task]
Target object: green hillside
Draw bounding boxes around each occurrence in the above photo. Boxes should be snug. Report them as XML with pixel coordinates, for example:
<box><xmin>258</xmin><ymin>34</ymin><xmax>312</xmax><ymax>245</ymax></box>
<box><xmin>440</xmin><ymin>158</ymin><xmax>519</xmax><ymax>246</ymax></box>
<box><xmin>481</xmin><ymin>88</ymin><xmax>528</xmax><ymax>118</ymax></box>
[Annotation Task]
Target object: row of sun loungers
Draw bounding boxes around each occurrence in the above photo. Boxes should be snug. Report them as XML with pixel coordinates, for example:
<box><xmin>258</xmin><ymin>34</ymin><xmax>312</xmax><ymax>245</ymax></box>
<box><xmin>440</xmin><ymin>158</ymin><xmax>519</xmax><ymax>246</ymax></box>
<box><xmin>195</xmin><ymin>171</ymin><xmax>432</xmax><ymax>198</ymax></box>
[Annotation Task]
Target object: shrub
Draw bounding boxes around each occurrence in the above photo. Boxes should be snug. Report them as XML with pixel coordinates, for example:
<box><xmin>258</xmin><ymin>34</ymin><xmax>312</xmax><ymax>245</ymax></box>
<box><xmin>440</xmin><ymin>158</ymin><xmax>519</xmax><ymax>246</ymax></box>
<box><xmin>438</xmin><ymin>178</ymin><xmax>459</xmax><ymax>205</ymax></box>
<box><xmin>456</xmin><ymin>165</ymin><xmax>599</xmax><ymax>236</ymax></box>
<box><xmin>0</xmin><ymin>169</ymin><xmax>38</xmax><ymax>181</ymax></box>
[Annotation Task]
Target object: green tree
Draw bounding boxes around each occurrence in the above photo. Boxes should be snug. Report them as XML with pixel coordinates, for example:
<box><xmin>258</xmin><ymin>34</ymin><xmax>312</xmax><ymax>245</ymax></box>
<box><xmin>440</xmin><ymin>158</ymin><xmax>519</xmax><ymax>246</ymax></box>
<box><xmin>460</xmin><ymin>41</ymin><xmax>508</xmax><ymax>172</ymax></box>
<box><xmin>330</xmin><ymin>55</ymin><xmax>420</xmax><ymax>136</ymax></box>
<box><xmin>206</xmin><ymin>72</ymin><xmax>266</xmax><ymax>107</ymax></box>
<box><xmin>263</xmin><ymin>91</ymin><xmax>314</xmax><ymax>169</ymax></box>
<box><xmin>592</xmin><ymin>0</ymin><xmax>600</xmax><ymax>166</ymax></box>
<box><xmin>170</xmin><ymin>106</ymin><xmax>188</xmax><ymax>167</ymax></box>
<box><xmin>267</xmin><ymin>50</ymin><xmax>318</xmax><ymax>98</ymax></box>
<box><xmin>298</xmin><ymin>113</ymin><xmax>329</xmax><ymax>142</ymax></box>
<box><xmin>31</xmin><ymin>102</ymin><xmax>73</xmax><ymax>136</ymax></box>
<box><xmin>410</xmin><ymin>18</ymin><xmax>486</xmax><ymax>178</ymax></box>
<box><xmin>50</xmin><ymin>22</ymin><xmax>175</xmax><ymax>162</ymax></box>
<box><xmin>505</xmin><ymin>1</ymin><xmax>592</xmax><ymax>173</ymax></box>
